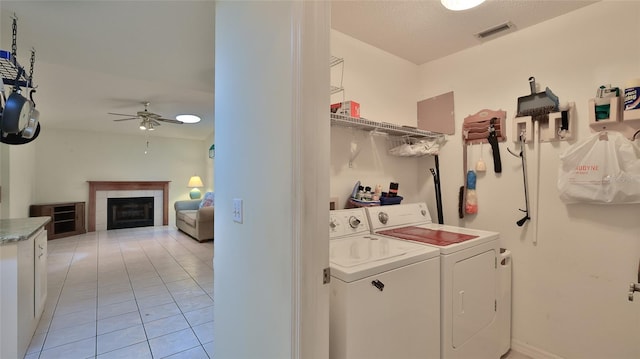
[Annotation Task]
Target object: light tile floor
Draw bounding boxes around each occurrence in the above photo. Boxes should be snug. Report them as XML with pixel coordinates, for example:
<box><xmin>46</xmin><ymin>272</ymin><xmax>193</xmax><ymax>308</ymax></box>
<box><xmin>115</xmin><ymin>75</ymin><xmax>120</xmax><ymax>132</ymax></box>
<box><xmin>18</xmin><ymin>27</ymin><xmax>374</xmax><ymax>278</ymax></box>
<box><xmin>24</xmin><ymin>226</ymin><xmax>215</xmax><ymax>359</ymax></box>
<box><xmin>24</xmin><ymin>225</ymin><xmax>533</xmax><ymax>359</ymax></box>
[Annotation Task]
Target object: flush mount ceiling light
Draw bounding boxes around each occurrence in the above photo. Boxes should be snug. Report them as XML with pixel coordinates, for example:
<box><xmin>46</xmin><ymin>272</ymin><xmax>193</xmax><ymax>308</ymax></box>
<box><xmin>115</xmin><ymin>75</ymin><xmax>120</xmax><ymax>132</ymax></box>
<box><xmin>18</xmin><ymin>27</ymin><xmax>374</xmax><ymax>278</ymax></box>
<box><xmin>441</xmin><ymin>0</ymin><xmax>485</xmax><ymax>11</ymax></box>
<box><xmin>176</xmin><ymin>114</ymin><xmax>201</xmax><ymax>124</ymax></box>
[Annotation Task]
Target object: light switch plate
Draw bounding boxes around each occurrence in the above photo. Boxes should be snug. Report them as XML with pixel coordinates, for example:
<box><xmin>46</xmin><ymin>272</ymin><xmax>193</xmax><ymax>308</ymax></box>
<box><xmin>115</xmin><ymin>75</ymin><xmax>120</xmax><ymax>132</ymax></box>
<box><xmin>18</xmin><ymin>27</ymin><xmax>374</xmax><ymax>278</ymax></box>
<box><xmin>233</xmin><ymin>198</ymin><xmax>243</xmax><ymax>223</ymax></box>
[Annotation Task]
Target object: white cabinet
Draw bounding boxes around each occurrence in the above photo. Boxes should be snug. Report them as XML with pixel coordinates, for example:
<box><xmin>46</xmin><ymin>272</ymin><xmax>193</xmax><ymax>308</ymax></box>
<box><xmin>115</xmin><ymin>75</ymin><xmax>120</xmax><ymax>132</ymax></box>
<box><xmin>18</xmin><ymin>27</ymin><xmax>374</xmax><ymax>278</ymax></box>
<box><xmin>34</xmin><ymin>229</ymin><xmax>48</xmax><ymax>317</ymax></box>
<box><xmin>17</xmin><ymin>230</ymin><xmax>36</xmax><ymax>358</ymax></box>
<box><xmin>0</xmin><ymin>219</ymin><xmax>49</xmax><ymax>359</ymax></box>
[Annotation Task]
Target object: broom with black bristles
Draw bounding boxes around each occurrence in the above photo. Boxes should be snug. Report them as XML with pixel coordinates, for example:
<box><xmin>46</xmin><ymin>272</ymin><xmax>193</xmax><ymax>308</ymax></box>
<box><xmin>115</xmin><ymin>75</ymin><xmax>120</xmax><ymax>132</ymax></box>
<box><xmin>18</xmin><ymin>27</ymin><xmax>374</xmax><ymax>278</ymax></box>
<box><xmin>511</xmin><ymin>77</ymin><xmax>559</xmax><ymax>228</ymax></box>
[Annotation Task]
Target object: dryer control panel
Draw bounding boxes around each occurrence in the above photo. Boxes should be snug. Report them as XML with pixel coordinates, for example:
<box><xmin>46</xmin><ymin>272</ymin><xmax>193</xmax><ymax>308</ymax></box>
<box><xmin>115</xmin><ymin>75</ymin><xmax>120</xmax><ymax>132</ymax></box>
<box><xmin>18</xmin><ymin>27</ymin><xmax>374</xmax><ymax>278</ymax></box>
<box><xmin>329</xmin><ymin>208</ymin><xmax>370</xmax><ymax>239</ymax></box>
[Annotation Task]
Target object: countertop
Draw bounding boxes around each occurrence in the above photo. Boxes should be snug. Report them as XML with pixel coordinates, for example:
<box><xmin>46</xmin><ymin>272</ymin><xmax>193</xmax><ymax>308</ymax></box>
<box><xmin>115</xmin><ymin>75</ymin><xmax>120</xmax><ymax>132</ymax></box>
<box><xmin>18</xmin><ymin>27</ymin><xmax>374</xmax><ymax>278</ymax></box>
<box><xmin>0</xmin><ymin>217</ymin><xmax>51</xmax><ymax>244</ymax></box>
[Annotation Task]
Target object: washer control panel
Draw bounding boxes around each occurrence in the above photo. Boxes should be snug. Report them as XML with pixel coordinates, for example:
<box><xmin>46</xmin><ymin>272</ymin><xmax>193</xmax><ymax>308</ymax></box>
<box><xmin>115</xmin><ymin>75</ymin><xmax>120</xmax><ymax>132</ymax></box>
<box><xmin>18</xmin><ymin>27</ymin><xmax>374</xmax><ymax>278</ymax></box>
<box><xmin>366</xmin><ymin>202</ymin><xmax>433</xmax><ymax>231</ymax></box>
<box><xmin>329</xmin><ymin>208</ymin><xmax>370</xmax><ymax>238</ymax></box>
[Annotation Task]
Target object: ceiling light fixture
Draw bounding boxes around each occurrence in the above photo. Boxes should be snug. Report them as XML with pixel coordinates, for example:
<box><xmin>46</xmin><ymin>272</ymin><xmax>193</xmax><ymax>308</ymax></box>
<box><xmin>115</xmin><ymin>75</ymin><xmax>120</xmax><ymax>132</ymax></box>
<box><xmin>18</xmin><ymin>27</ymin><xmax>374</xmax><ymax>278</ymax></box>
<box><xmin>139</xmin><ymin>119</ymin><xmax>155</xmax><ymax>131</ymax></box>
<box><xmin>176</xmin><ymin>114</ymin><xmax>201</xmax><ymax>124</ymax></box>
<box><xmin>441</xmin><ymin>0</ymin><xmax>485</xmax><ymax>11</ymax></box>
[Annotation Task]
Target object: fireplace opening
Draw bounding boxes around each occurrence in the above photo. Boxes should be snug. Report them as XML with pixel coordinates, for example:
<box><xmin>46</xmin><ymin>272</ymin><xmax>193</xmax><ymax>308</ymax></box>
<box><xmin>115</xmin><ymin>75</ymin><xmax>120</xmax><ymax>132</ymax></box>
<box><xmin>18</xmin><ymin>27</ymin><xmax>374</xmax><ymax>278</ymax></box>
<box><xmin>107</xmin><ymin>197</ymin><xmax>154</xmax><ymax>230</ymax></box>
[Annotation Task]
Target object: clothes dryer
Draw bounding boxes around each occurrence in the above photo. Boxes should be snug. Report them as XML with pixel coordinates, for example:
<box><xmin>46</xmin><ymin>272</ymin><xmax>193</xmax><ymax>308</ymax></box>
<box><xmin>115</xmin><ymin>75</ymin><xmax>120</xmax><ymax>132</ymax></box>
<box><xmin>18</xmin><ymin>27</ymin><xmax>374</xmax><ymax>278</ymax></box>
<box><xmin>367</xmin><ymin>203</ymin><xmax>506</xmax><ymax>359</ymax></box>
<box><xmin>329</xmin><ymin>208</ymin><xmax>440</xmax><ymax>359</ymax></box>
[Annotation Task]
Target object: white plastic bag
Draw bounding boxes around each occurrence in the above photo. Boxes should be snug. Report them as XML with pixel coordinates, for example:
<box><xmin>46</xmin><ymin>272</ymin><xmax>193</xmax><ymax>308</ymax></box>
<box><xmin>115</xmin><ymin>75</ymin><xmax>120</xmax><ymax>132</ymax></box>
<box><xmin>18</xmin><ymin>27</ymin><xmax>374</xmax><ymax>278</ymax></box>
<box><xmin>388</xmin><ymin>143</ymin><xmax>416</xmax><ymax>156</ymax></box>
<box><xmin>557</xmin><ymin>131</ymin><xmax>640</xmax><ymax>204</ymax></box>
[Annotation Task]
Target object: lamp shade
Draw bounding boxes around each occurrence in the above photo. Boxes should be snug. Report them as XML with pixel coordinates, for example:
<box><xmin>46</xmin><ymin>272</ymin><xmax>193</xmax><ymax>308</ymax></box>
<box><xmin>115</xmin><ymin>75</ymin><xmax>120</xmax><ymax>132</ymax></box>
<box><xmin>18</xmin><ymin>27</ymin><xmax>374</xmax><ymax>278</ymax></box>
<box><xmin>441</xmin><ymin>0</ymin><xmax>485</xmax><ymax>11</ymax></box>
<box><xmin>188</xmin><ymin>176</ymin><xmax>204</xmax><ymax>199</ymax></box>
<box><xmin>188</xmin><ymin>176</ymin><xmax>204</xmax><ymax>188</ymax></box>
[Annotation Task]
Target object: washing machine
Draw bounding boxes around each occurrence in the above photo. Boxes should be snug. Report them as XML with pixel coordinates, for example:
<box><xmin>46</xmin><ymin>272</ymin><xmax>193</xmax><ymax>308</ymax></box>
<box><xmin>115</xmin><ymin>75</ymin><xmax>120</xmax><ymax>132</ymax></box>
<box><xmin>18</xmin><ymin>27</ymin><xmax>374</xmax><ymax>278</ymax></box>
<box><xmin>329</xmin><ymin>208</ymin><xmax>440</xmax><ymax>359</ymax></box>
<box><xmin>366</xmin><ymin>202</ymin><xmax>506</xmax><ymax>359</ymax></box>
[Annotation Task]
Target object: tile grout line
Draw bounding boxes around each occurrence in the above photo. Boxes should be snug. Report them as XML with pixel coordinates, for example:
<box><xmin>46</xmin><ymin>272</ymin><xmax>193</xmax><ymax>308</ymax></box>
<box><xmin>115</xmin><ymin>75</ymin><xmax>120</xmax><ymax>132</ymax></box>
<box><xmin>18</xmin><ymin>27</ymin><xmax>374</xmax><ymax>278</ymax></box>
<box><xmin>136</xmin><ymin>230</ymin><xmax>204</xmax><ymax>357</ymax></box>
<box><xmin>94</xmin><ymin>231</ymin><xmax>101</xmax><ymax>358</ymax></box>
<box><xmin>136</xmin><ymin>229</ymin><xmax>214</xmax><ymax>357</ymax></box>
<box><xmin>36</xmin><ymin>235</ymin><xmax>86</xmax><ymax>358</ymax></box>
<box><xmin>117</xmin><ymin>230</ymin><xmax>155</xmax><ymax>358</ymax></box>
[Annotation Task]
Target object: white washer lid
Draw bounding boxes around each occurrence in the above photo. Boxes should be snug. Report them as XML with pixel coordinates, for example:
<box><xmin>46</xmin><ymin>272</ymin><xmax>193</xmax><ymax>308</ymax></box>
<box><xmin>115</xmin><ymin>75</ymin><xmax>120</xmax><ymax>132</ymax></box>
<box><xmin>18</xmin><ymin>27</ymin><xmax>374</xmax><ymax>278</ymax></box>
<box><xmin>330</xmin><ymin>234</ymin><xmax>439</xmax><ymax>283</ymax></box>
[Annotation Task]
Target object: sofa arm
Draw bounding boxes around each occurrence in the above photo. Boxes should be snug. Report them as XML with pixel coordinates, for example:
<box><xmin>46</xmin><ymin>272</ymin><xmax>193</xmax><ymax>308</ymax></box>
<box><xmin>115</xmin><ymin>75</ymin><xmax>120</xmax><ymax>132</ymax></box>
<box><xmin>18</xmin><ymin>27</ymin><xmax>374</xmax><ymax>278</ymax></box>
<box><xmin>197</xmin><ymin>206</ymin><xmax>214</xmax><ymax>224</ymax></box>
<box><xmin>174</xmin><ymin>199</ymin><xmax>201</xmax><ymax>211</ymax></box>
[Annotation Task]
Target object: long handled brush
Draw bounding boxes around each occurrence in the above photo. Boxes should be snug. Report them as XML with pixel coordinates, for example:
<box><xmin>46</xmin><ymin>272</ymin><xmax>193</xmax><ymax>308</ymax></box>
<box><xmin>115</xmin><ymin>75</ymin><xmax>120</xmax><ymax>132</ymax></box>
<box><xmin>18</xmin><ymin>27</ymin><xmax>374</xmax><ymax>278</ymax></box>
<box><xmin>508</xmin><ymin>132</ymin><xmax>530</xmax><ymax>226</ymax></box>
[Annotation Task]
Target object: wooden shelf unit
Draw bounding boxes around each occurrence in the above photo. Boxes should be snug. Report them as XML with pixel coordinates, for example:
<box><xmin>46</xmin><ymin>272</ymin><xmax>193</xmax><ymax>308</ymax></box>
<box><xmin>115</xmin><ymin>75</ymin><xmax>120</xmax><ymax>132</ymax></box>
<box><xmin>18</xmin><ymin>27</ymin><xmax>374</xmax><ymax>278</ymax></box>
<box><xmin>30</xmin><ymin>202</ymin><xmax>86</xmax><ymax>240</ymax></box>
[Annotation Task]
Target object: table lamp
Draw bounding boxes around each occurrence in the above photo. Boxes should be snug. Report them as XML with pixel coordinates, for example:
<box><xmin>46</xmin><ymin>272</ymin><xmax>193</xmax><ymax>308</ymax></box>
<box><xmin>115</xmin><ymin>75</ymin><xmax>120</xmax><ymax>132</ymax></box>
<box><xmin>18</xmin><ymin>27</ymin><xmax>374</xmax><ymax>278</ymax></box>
<box><xmin>188</xmin><ymin>176</ymin><xmax>204</xmax><ymax>199</ymax></box>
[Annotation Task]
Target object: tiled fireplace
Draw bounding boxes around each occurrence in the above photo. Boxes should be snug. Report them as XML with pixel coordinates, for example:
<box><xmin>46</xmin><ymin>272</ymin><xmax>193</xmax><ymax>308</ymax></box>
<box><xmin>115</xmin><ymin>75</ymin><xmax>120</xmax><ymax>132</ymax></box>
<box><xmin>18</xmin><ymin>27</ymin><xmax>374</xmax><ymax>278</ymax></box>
<box><xmin>87</xmin><ymin>181</ymin><xmax>170</xmax><ymax>232</ymax></box>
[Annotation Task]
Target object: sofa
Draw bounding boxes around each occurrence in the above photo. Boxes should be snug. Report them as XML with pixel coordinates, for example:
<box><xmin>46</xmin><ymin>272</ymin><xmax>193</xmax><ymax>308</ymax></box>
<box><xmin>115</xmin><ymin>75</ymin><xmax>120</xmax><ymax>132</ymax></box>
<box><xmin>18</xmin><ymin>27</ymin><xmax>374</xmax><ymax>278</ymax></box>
<box><xmin>174</xmin><ymin>193</ymin><xmax>214</xmax><ymax>242</ymax></box>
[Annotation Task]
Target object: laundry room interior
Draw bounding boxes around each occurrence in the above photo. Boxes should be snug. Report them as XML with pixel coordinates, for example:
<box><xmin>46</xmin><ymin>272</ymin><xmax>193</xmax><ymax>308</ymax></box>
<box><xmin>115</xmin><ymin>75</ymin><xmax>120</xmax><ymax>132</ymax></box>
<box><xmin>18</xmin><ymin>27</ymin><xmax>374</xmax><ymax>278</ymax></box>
<box><xmin>328</xmin><ymin>1</ymin><xmax>639</xmax><ymax>358</ymax></box>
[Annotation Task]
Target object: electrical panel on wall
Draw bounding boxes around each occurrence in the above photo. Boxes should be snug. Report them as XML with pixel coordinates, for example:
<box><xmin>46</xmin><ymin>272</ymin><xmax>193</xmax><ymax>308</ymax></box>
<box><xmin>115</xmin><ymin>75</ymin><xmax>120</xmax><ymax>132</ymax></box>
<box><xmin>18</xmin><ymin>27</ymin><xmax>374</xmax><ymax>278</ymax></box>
<box><xmin>418</xmin><ymin>91</ymin><xmax>455</xmax><ymax>135</ymax></box>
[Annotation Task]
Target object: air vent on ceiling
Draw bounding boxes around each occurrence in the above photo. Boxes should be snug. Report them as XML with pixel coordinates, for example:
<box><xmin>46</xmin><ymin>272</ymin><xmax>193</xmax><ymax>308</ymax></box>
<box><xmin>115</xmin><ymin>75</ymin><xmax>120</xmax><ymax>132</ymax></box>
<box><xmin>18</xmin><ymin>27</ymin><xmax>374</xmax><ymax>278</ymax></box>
<box><xmin>475</xmin><ymin>21</ymin><xmax>516</xmax><ymax>41</ymax></box>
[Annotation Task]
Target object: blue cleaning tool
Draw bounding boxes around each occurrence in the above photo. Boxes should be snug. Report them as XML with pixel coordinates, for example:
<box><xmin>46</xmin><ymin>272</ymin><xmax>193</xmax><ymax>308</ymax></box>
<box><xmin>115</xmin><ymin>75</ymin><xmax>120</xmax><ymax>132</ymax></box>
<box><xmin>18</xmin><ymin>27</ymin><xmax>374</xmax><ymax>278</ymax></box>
<box><xmin>466</xmin><ymin>170</ymin><xmax>476</xmax><ymax>190</ymax></box>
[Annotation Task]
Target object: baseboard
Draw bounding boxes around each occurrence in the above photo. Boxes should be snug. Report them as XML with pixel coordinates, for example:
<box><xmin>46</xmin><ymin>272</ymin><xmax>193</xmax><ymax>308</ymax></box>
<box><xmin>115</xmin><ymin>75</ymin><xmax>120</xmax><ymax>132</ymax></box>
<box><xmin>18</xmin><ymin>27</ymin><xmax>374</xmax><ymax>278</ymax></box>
<box><xmin>511</xmin><ymin>339</ymin><xmax>565</xmax><ymax>359</ymax></box>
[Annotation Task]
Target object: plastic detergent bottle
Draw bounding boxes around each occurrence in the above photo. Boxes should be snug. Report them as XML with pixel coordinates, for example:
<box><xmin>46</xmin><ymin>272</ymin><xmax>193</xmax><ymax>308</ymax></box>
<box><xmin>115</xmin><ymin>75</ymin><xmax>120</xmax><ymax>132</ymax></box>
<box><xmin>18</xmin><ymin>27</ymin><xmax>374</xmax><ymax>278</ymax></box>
<box><xmin>373</xmin><ymin>185</ymin><xmax>382</xmax><ymax>201</ymax></box>
<box><xmin>368</xmin><ymin>187</ymin><xmax>375</xmax><ymax>200</ymax></box>
<box><xmin>624</xmin><ymin>79</ymin><xmax>640</xmax><ymax>111</ymax></box>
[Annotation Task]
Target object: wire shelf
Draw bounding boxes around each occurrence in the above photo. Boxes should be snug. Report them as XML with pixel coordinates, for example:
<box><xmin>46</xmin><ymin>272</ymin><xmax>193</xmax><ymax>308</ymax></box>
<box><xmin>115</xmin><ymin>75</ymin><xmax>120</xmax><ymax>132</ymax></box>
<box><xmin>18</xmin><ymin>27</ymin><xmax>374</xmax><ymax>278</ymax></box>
<box><xmin>330</xmin><ymin>56</ymin><xmax>344</xmax><ymax>67</ymax></box>
<box><xmin>1</xmin><ymin>49</ymin><xmax>30</xmax><ymax>88</ymax></box>
<box><xmin>330</xmin><ymin>55</ymin><xmax>344</xmax><ymax>99</ymax></box>
<box><xmin>330</xmin><ymin>113</ymin><xmax>445</xmax><ymax>140</ymax></box>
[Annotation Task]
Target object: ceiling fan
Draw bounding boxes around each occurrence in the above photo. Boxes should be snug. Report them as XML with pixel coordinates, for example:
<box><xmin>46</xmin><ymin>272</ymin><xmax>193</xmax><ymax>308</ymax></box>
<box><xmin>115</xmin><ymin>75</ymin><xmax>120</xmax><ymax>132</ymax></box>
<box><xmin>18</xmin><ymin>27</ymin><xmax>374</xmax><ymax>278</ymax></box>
<box><xmin>108</xmin><ymin>101</ymin><xmax>182</xmax><ymax>131</ymax></box>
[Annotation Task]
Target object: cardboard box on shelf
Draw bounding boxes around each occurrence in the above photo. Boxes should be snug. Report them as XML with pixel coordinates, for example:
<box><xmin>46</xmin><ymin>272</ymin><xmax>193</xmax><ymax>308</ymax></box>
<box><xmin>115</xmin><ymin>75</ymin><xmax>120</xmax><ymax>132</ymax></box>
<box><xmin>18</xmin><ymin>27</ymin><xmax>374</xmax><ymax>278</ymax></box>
<box><xmin>331</xmin><ymin>101</ymin><xmax>360</xmax><ymax>118</ymax></box>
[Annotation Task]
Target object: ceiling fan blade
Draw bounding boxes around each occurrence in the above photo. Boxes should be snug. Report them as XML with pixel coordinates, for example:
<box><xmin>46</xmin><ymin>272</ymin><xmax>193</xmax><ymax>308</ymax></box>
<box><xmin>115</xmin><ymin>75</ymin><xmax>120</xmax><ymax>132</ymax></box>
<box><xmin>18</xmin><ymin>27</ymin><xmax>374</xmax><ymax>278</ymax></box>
<box><xmin>137</xmin><ymin>111</ymin><xmax>162</xmax><ymax>118</ymax></box>
<box><xmin>108</xmin><ymin>112</ymin><xmax>137</xmax><ymax>117</ymax></box>
<box><xmin>156</xmin><ymin>118</ymin><xmax>183</xmax><ymax>124</ymax></box>
<box><xmin>109</xmin><ymin>103</ymin><xmax>182</xmax><ymax>128</ymax></box>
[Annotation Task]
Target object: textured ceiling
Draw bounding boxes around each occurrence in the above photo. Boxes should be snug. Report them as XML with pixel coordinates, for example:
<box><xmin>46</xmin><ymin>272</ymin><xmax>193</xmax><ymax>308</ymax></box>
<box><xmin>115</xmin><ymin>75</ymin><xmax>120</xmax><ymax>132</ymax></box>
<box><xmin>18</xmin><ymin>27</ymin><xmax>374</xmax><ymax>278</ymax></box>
<box><xmin>331</xmin><ymin>0</ymin><xmax>598</xmax><ymax>65</ymax></box>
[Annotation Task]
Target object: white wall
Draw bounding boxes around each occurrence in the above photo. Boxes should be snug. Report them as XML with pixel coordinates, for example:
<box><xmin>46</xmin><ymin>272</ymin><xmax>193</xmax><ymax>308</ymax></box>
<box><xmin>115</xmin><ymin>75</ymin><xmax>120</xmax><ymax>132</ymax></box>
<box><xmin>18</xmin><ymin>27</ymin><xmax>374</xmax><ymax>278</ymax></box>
<box><xmin>1</xmin><ymin>144</ymin><xmax>9</xmax><ymax>218</ymax></box>
<box><xmin>33</xmin><ymin>128</ymin><xmax>209</xmax><ymax>226</ymax></box>
<box><xmin>214</xmin><ymin>2</ymin><xmax>330</xmax><ymax>358</ymax></box>
<box><xmin>0</xmin><ymin>142</ymin><xmax>37</xmax><ymax>218</ymax></box>
<box><xmin>331</xmin><ymin>30</ymin><xmax>418</xmax><ymax>126</ymax></box>
<box><xmin>330</xmin><ymin>30</ymin><xmax>431</xmax><ymax>208</ymax></box>
<box><xmin>418</xmin><ymin>2</ymin><xmax>640</xmax><ymax>358</ymax></box>
<box><xmin>330</xmin><ymin>126</ymin><xmax>432</xmax><ymax>208</ymax></box>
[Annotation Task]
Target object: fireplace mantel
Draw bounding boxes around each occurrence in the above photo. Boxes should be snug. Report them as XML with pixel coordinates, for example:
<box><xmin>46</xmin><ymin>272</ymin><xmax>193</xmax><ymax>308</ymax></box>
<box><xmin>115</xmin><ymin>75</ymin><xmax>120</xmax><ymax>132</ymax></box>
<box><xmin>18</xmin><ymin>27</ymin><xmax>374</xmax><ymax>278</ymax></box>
<box><xmin>87</xmin><ymin>181</ymin><xmax>170</xmax><ymax>232</ymax></box>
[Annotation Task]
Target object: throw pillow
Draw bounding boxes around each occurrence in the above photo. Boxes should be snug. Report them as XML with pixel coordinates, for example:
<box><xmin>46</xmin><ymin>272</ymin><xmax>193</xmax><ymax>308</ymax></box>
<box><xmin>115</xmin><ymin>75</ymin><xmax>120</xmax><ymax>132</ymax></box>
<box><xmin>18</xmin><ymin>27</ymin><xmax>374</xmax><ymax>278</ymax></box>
<box><xmin>200</xmin><ymin>192</ymin><xmax>214</xmax><ymax>208</ymax></box>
